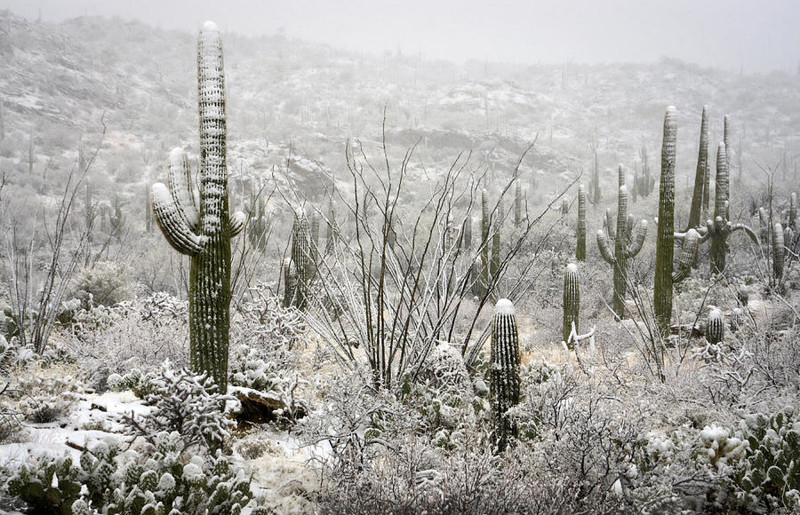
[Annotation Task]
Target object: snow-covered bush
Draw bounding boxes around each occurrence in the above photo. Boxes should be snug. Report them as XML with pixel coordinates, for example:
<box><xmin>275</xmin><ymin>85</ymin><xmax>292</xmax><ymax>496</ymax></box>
<box><xmin>233</xmin><ymin>285</ymin><xmax>306</xmax><ymax>352</ymax></box>
<box><xmin>401</xmin><ymin>340</ymin><xmax>475</xmax><ymax>449</ymax></box>
<box><xmin>11</xmin><ymin>363</ymin><xmax>83</xmax><ymax>424</ymax></box>
<box><xmin>120</xmin><ymin>365</ymin><xmax>235</xmax><ymax>453</ymax></box>
<box><xmin>66</xmin><ymin>292</ymin><xmax>190</xmax><ymax>380</ymax></box>
<box><xmin>6</xmin><ymin>432</ymin><xmax>257</xmax><ymax>514</ymax></box>
<box><xmin>70</xmin><ymin>261</ymin><xmax>133</xmax><ymax>310</ymax></box>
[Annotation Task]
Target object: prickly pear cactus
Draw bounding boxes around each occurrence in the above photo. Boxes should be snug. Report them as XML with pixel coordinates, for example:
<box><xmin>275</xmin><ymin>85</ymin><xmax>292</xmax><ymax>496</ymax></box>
<box><xmin>490</xmin><ymin>299</ymin><xmax>520</xmax><ymax>452</ymax></box>
<box><xmin>562</xmin><ymin>263</ymin><xmax>580</xmax><ymax>347</ymax></box>
<box><xmin>151</xmin><ymin>22</ymin><xmax>246</xmax><ymax>390</ymax></box>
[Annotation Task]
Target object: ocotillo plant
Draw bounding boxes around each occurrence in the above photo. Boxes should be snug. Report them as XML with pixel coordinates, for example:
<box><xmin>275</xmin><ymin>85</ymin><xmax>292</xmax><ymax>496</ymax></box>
<box><xmin>562</xmin><ymin>263</ymin><xmax>580</xmax><ymax>347</ymax></box>
<box><xmin>707</xmin><ymin>308</ymin><xmax>724</xmax><ymax>345</ymax></box>
<box><xmin>151</xmin><ymin>22</ymin><xmax>246</xmax><ymax>390</ymax></box>
<box><xmin>654</xmin><ymin>107</ymin><xmax>677</xmax><ymax>337</ymax></box>
<box><xmin>687</xmin><ymin>106</ymin><xmax>709</xmax><ymax>230</ymax></box>
<box><xmin>700</xmin><ymin>143</ymin><xmax>759</xmax><ymax>275</ymax></box>
<box><xmin>490</xmin><ymin>298</ymin><xmax>520</xmax><ymax>452</ymax></box>
<box><xmin>597</xmin><ymin>184</ymin><xmax>647</xmax><ymax>318</ymax></box>
<box><xmin>576</xmin><ymin>184</ymin><xmax>586</xmax><ymax>261</ymax></box>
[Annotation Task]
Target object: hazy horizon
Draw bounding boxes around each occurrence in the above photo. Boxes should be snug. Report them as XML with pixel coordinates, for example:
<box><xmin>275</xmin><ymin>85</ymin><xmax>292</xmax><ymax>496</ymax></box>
<box><xmin>1</xmin><ymin>0</ymin><xmax>798</xmax><ymax>73</ymax></box>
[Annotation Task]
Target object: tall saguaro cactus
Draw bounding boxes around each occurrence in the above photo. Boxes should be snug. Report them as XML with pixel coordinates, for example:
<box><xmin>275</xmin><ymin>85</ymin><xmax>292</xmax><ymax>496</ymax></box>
<box><xmin>597</xmin><ymin>183</ymin><xmax>647</xmax><ymax>318</ymax></box>
<box><xmin>562</xmin><ymin>263</ymin><xmax>580</xmax><ymax>347</ymax></box>
<box><xmin>151</xmin><ymin>22</ymin><xmax>246</xmax><ymax>390</ymax></box>
<box><xmin>654</xmin><ymin>107</ymin><xmax>677</xmax><ymax>337</ymax></box>
<box><xmin>490</xmin><ymin>298</ymin><xmax>520</xmax><ymax>452</ymax></box>
<box><xmin>576</xmin><ymin>184</ymin><xmax>586</xmax><ymax>261</ymax></box>
<box><xmin>702</xmin><ymin>143</ymin><xmax>759</xmax><ymax>275</ymax></box>
<box><xmin>687</xmin><ymin>106</ymin><xmax>709</xmax><ymax>230</ymax></box>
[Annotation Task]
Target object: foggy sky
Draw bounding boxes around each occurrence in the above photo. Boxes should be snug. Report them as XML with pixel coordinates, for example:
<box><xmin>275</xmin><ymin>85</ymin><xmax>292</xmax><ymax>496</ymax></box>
<box><xmin>2</xmin><ymin>0</ymin><xmax>798</xmax><ymax>73</ymax></box>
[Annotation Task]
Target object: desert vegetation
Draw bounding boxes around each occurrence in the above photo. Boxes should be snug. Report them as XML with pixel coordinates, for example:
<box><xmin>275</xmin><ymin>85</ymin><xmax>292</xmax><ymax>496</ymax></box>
<box><xmin>0</xmin><ymin>10</ymin><xmax>799</xmax><ymax>514</ymax></box>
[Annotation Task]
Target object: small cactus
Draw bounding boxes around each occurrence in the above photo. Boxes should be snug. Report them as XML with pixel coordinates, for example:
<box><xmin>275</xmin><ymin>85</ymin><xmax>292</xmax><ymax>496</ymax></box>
<box><xmin>562</xmin><ymin>264</ymin><xmax>580</xmax><ymax>347</ymax></box>
<box><xmin>706</xmin><ymin>308</ymin><xmax>724</xmax><ymax>344</ymax></box>
<box><xmin>773</xmin><ymin>222</ymin><xmax>785</xmax><ymax>282</ymax></box>
<box><xmin>490</xmin><ymin>298</ymin><xmax>521</xmax><ymax>452</ymax></box>
<box><xmin>289</xmin><ymin>209</ymin><xmax>311</xmax><ymax>310</ymax></box>
<box><xmin>576</xmin><ymin>184</ymin><xmax>586</xmax><ymax>261</ymax></box>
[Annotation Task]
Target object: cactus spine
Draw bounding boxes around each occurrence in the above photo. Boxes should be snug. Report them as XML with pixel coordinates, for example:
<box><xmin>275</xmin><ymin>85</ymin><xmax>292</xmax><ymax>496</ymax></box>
<box><xmin>688</xmin><ymin>106</ymin><xmax>709</xmax><ymax>230</ymax></box>
<box><xmin>490</xmin><ymin>298</ymin><xmax>520</xmax><ymax>452</ymax></box>
<box><xmin>576</xmin><ymin>184</ymin><xmax>586</xmax><ymax>261</ymax></box>
<box><xmin>707</xmin><ymin>308</ymin><xmax>724</xmax><ymax>344</ymax></box>
<box><xmin>597</xmin><ymin>177</ymin><xmax>647</xmax><ymax>318</ymax></box>
<box><xmin>563</xmin><ymin>264</ymin><xmax>580</xmax><ymax>347</ymax></box>
<box><xmin>654</xmin><ymin>107</ymin><xmax>677</xmax><ymax>337</ymax></box>
<box><xmin>150</xmin><ymin>22</ymin><xmax>246</xmax><ymax>390</ymax></box>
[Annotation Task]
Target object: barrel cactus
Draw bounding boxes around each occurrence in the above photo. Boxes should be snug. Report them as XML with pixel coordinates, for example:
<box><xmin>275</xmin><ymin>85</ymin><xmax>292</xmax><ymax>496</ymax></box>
<box><xmin>490</xmin><ymin>298</ymin><xmax>521</xmax><ymax>452</ymax></box>
<box><xmin>151</xmin><ymin>22</ymin><xmax>246</xmax><ymax>390</ymax></box>
<box><xmin>706</xmin><ymin>308</ymin><xmax>724</xmax><ymax>345</ymax></box>
<box><xmin>562</xmin><ymin>264</ymin><xmax>580</xmax><ymax>347</ymax></box>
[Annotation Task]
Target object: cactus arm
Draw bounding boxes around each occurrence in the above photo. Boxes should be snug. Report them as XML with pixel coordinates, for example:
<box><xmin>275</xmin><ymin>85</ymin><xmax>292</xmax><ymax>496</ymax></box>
<box><xmin>597</xmin><ymin>229</ymin><xmax>616</xmax><ymax>264</ymax></box>
<box><xmin>625</xmin><ymin>220</ymin><xmax>647</xmax><ymax>258</ymax></box>
<box><xmin>168</xmin><ymin>148</ymin><xmax>200</xmax><ymax>229</ymax></box>
<box><xmin>605</xmin><ymin>208</ymin><xmax>616</xmax><ymax>240</ymax></box>
<box><xmin>731</xmin><ymin>223</ymin><xmax>760</xmax><ymax>246</ymax></box>
<box><xmin>672</xmin><ymin>228</ymin><xmax>699</xmax><ymax>283</ymax></box>
<box><xmin>151</xmin><ymin>183</ymin><xmax>206</xmax><ymax>255</ymax></box>
<box><xmin>229</xmin><ymin>210</ymin><xmax>246</xmax><ymax>238</ymax></box>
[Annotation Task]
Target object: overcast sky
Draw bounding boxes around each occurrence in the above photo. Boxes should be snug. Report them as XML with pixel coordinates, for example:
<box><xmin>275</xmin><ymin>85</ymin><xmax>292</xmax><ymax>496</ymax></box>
<box><xmin>1</xmin><ymin>0</ymin><xmax>798</xmax><ymax>72</ymax></box>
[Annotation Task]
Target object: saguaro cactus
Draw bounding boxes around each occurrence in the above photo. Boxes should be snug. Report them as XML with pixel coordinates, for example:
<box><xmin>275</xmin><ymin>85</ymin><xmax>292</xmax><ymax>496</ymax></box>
<box><xmin>289</xmin><ymin>208</ymin><xmax>311</xmax><ymax>310</ymax></box>
<box><xmin>591</xmin><ymin>147</ymin><xmax>601</xmax><ymax>204</ymax></box>
<box><xmin>576</xmin><ymin>184</ymin><xmax>586</xmax><ymax>261</ymax></box>
<box><xmin>772</xmin><ymin>222</ymin><xmax>785</xmax><ymax>282</ymax></box>
<box><xmin>597</xmin><ymin>183</ymin><xmax>647</xmax><ymax>318</ymax></box>
<box><xmin>687</xmin><ymin>106</ymin><xmax>709</xmax><ymax>230</ymax></box>
<box><xmin>562</xmin><ymin>264</ymin><xmax>580</xmax><ymax>347</ymax></box>
<box><xmin>514</xmin><ymin>181</ymin><xmax>523</xmax><ymax>228</ymax></box>
<box><xmin>490</xmin><ymin>298</ymin><xmax>520</xmax><ymax>452</ymax></box>
<box><xmin>481</xmin><ymin>189</ymin><xmax>490</xmax><ymax>292</ymax></box>
<box><xmin>701</xmin><ymin>143</ymin><xmax>759</xmax><ymax>275</ymax></box>
<box><xmin>151</xmin><ymin>22</ymin><xmax>246</xmax><ymax>390</ymax></box>
<box><xmin>654</xmin><ymin>107</ymin><xmax>677</xmax><ymax>337</ymax></box>
<box><xmin>635</xmin><ymin>144</ymin><xmax>655</xmax><ymax>198</ymax></box>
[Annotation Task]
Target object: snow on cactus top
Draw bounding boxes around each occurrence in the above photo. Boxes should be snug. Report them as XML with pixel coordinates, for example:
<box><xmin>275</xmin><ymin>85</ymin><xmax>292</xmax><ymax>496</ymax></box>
<box><xmin>494</xmin><ymin>298</ymin><xmax>515</xmax><ymax>316</ymax></box>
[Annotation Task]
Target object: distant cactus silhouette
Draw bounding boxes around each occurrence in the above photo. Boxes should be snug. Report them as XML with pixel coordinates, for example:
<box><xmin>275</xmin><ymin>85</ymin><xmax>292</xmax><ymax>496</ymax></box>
<box><xmin>634</xmin><ymin>144</ymin><xmax>655</xmax><ymax>198</ymax></box>
<box><xmin>490</xmin><ymin>298</ymin><xmax>520</xmax><ymax>452</ymax></box>
<box><xmin>151</xmin><ymin>22</ymin><xmax>245</xmax><ymax>390</ymax></box>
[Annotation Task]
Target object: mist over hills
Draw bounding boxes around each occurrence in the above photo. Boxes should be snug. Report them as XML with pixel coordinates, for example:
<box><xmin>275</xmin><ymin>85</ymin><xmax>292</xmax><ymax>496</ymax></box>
<box><xmin>0</xmin><ymin>10</ymin><xmax>797</xmax><ymax>213</ymax></box>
